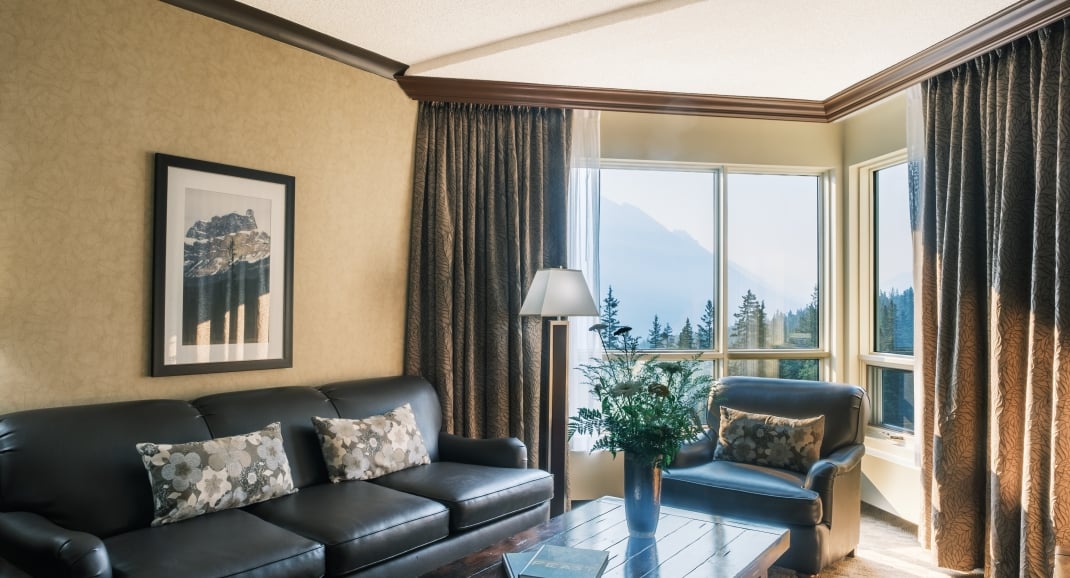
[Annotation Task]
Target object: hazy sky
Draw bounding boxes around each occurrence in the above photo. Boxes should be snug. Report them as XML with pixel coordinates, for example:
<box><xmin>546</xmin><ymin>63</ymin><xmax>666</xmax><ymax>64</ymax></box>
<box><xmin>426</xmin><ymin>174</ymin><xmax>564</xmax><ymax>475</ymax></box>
<box><xmin>600</xmin><ymin>165</ymin><xmax>914</xmax><ymax>310</ymax></box>
<box><xmin>875</xmin><ymin>163</ymin><xmax>913</xmax><ymax>291</ymax></box>
<box><xmin>600</xmin><ymin>169</ymin><xmax>716</xmax><ymax>252</ymax></box>
<box><xmin>601</xmin><ymin>168</ymin><xmax>823</xmax><ymax>312</ymax></box>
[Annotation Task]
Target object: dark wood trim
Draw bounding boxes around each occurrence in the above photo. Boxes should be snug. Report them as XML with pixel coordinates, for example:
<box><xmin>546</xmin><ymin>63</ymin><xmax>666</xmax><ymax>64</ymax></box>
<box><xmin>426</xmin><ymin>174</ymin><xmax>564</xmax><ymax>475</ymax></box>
<box><xmin>825</xmin><ymin>0</ymin><xmax>1070</xmax><ymax>120</ymax></box>
<box><xmin>159</xmin><ymin>0</ymin><xmax>407</xmax><ymax>79</ymax></box>
<box><xmin>396</xmin><ymin>76</ymin><xmax>829</xmax><ymax>122</ymax></box>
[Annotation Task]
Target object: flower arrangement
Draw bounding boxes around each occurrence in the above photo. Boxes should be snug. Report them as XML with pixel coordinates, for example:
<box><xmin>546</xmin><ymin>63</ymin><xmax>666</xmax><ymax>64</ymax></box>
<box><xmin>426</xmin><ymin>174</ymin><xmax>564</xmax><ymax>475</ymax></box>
<box><xmin>568</xmin><ymin>324</ymin><xmax>714</xmax><ymax>469</ymax></box>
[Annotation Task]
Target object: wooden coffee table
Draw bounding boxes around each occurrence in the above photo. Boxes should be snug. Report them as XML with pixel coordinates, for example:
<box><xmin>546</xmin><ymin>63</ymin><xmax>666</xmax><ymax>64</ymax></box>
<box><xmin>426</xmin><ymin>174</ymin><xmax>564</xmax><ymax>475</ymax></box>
<box><xmin>422</xmin><ymin>496</ymin><xmax>789</xmax><ymax>577</ymax></box>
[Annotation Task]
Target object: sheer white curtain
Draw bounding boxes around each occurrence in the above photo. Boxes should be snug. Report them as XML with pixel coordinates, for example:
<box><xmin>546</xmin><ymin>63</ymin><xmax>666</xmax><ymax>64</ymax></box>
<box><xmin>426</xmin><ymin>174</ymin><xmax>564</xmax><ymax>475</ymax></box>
<box><xmin>567</xmin><ymin>109</ymin><xmax>601</xmax><ymax>452</ymax></box>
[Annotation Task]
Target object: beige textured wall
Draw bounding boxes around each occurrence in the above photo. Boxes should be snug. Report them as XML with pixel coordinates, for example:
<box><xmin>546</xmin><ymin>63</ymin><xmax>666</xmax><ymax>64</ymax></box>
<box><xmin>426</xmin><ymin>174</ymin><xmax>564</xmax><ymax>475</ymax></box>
<box><xmin>0</xmin><ymin>0</ymin><xmax>417</xmax><ymax>413</ymax></box>
<box><xmin>841</xmin><ymin>92</ymin><xmax>908</xmax><ymax>166</ymax></box>
<box><xmin>601</xmin><ymin>111</ymin><xmax>842</xmax><ymax>166</ymax></box>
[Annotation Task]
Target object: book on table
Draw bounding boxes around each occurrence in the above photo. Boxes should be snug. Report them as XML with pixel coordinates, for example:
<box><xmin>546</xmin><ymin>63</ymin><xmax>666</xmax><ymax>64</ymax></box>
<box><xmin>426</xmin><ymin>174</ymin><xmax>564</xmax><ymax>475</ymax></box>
<box><xmin>506</xmin><ymin>544</ymin><xmax>608</xmax><ymax>578</ymax></box>
<box><xmin>502</xmin><ymin>549</ymin><xmax>539</xmax><ymax>577</ymax></box>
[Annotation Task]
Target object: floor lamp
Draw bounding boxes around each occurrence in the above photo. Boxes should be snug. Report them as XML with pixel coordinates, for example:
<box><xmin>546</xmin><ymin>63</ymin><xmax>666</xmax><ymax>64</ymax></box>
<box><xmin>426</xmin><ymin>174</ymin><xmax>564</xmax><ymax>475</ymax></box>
<box><xmin>520</xmin><ymin>267</ymin><xmax>598</xmax><ymax>517</ymax></box>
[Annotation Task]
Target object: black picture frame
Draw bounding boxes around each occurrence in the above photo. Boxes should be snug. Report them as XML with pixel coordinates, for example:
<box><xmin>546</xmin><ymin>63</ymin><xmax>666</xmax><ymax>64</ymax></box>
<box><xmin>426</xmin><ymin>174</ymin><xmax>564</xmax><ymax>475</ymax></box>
<box><xmin>152</xmin><ymin>153</ymin><xmax>294</xmax><ymax>376</ymax></box>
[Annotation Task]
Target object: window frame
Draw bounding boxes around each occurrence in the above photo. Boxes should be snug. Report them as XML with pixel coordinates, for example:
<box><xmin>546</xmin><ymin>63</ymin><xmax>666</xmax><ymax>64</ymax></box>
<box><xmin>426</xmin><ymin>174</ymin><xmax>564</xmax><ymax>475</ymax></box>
<box><xmin>850</xmin><ymin>150</ymin><xmax>918</xmax><ymax>459</ymax></box>
<box><xmin>598</xmin><ymin>160</ymin><xmax>833</xmax><ymax>379</ymax></box>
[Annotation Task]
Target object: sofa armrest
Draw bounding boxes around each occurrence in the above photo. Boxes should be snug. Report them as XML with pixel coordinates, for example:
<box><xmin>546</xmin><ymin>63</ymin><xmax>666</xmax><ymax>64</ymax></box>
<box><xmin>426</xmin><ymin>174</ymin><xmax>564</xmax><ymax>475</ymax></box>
<box><xmin>668</xmin><ymin>433</ymin><xmax>717</xmax><ymax>469</ymax></box>
<box><xmin>0</xmin><ymin>512</ymin><xmax>111</xmax><ymax>578</ymax></box>
<box><xmin>438</xmin><ymin>433</ymin><xmax>528</xmax><ymax>468</ymax></box>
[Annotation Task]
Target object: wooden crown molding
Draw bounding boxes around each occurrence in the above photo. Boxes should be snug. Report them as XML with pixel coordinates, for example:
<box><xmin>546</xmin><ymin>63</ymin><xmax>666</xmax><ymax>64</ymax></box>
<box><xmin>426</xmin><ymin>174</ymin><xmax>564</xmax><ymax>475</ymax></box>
<box><xmin>166</xmin><ymin>0</ymin><xmax>1069</xmax><ymax>122</ymax></box>
<box><xmin>395</xmin><ymin>76</ymin><xmax>829</xmax><ymax>122</ymax></box>
<box><xmin>159</xmin><ymin>0</ymin><xmax>406</xmax><ymax>79</ymax></box>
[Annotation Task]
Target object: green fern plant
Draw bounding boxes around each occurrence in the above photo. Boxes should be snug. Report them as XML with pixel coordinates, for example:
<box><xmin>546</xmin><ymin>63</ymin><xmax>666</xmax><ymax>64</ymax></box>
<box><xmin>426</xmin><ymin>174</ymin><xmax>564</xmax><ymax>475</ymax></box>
<box><xmin>568</xmin><ymin>325</ymin><xmax>713</xmax><ymax>469</ymax></box>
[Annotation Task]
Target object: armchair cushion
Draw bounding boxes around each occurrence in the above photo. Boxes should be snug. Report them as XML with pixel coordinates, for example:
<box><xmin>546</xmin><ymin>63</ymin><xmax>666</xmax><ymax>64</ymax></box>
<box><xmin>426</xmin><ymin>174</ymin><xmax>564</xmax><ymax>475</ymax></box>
<box><xmin>713</xmin><ymin>406</ymin><xmax>825</xmax><ymax>473</ymax></box>
<box><xmin>311</xmin><ymin>403</ymin><xmax>430</xmax><ymax>483</ymax></box>
<box><xmin>663</xmin><ymin>460</ymin><xmax>821</xmax><ymax>526</ymax></box>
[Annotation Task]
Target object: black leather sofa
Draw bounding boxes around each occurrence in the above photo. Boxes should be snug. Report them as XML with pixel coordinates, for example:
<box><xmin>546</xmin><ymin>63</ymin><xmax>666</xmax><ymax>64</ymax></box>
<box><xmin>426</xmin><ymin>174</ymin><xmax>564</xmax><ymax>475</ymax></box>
<box><xmin>0</xmin><ymin>376</ymin><xmax>553</xmax><ymax>577</ymax></box>
<box><xmin>662</xmin><ymin>376</ymin><xmax>869</xmax><ymax>575</ymax></box>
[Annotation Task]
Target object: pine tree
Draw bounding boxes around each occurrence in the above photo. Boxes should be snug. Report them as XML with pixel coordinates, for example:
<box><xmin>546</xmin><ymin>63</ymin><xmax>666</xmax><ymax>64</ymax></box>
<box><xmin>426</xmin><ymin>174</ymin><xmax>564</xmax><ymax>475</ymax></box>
<box><xmin>756</xmin><ymin>300</ymin><xmax>768</xmax><ymax>348</ymax></box>
<box><xmin>877</xmin><ymin>289</ymin><xmax>898</xmax><ymax>352</ymax></box>
<box><xmin>646</xmin><ymin>315</ymin><xmax>663</xmax><ymax>349</ymax></box>
<box><xmin>600</xmin><ymin>286</ymin><xmax>622</xmax><ymax>349</ymax></box>
<box><xmin>698</xmin><ymin>299</ymin><xmax>714</xmax><ymax>349</ymax></box>
<box><xmin>796</xmin><ymin>285</ymin><xmax>819</xmax><ymax>348</ymax></box>
<box><xmin>730</xmin><ymin>290</ymin><xmax>761</xmax><ymax>348</ymax></box>
<box><xmin>661</xmin><ymin>322</ymin><xmax>674</xmax><ymax>349</ymax></box>
<box><xmin>678</xmin><ymin>318</ymin><xmax>694</xmax><ymax>349</ymax></box>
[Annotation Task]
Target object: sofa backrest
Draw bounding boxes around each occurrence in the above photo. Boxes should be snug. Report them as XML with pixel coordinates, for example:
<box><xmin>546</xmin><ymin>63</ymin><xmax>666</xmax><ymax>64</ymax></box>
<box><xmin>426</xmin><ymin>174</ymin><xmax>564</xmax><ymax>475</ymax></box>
<box><xmin>319</xmin><ymin>376</ymin><xmax>443</xmax><ymax>462</ymax></box>
<box><xmin>193</xmin><ymin>386</ymin><xmax>340</xmax><ymax>489</ymax></box>
<box><xmin>0</xmin><ymin>399</ymin><xmax>209</xmax><ymax>538</ymax></box>
<box><xmin>0</xmin><ymin>376</ymin><xmax>446</xmax><ymax>538</ymax></box>
<box><xmin>708</xmin><ymin>376</ymin><xmax>869</xmax><ymax>456</ymax></box>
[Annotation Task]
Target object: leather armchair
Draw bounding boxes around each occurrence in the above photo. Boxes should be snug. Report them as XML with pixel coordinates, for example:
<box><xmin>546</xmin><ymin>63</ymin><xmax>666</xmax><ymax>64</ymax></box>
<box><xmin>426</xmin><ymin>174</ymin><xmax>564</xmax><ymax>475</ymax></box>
<box><xmin>662</xmin><ymin>376</ymin><xmax>869</xmax><ymax>575</ymax></box>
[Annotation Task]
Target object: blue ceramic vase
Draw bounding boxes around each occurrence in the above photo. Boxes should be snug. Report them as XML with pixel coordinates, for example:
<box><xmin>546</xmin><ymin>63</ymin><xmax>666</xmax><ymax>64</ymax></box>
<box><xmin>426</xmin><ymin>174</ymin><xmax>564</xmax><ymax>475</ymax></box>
<box><xmin>623</xmin><ymin>452</ymin><xmax>661</xmax><ymax>538</ymax></box>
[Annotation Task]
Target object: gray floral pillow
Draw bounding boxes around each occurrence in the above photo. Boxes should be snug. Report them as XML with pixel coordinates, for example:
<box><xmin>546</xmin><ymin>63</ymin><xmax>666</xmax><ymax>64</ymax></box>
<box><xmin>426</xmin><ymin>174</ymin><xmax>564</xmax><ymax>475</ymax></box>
<box><xmin>713</xmin><ymin>406</ymin><xmax>825</xmax><ymax>474</ymax></box>
<box><xmin>312</xmin><ymin>403</ymin><xmax>430</xmax><ymax>483</ymax></box>
<box><xmin>136</xmin><ymin>422</ymin><xmax>297</xmax><ymax>526</ymax></box>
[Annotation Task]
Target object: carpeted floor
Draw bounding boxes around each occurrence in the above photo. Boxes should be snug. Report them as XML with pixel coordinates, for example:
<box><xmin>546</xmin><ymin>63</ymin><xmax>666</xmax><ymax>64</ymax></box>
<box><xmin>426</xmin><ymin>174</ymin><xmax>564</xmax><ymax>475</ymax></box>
<box><xmin>769</xmin><ymin>504</ymin><xmax>983</xmax><ymax>577</ymax></box>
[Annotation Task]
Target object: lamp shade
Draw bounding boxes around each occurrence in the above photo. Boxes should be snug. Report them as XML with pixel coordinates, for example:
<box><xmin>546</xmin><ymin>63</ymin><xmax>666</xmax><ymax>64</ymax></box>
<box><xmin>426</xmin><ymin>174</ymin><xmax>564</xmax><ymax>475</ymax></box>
<box><xmin>519</xmin><ymin>268</ymin><xmax>599</xmax><ymax>318</ymax></box>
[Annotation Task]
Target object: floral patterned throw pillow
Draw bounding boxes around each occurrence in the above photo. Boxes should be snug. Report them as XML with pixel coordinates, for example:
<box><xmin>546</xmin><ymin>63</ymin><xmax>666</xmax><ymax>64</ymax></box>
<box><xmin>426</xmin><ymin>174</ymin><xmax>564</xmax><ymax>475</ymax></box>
<box><xmin>312</xmin><ymin>403</ymin><xmax>430</xmax><ymax>483</ymax></box>
<box><xmin>713</xmin><ymin>406</ymin><xmax>825</xmax><ymax>474</ymax></box>
<box><xmin>136</xmin><ymin>422</ymin><xmax>297</xmax><ymax>526</ymax></box>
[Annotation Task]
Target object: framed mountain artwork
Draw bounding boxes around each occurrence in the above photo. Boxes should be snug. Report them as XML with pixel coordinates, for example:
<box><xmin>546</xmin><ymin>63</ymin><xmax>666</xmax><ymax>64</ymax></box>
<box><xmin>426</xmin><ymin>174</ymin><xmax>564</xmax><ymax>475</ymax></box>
<box><xmin>152</xmin><ymin>153</ymin><xmax>294</xmax><ymax>376</ymax></box>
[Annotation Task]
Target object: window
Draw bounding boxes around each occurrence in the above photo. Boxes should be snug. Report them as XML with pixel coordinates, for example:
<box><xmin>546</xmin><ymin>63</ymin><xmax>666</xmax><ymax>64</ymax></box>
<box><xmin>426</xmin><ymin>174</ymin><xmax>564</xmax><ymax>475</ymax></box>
<box><xmin>599</xmin><ymin>167</ymin><xmax>716</xmax><ymax>351</ymax></box>
<box><xmin>598</xmin><ymin>163</ymin><xmax>829</xmax><ymax>379</ymax></box>
<box><xmin>857</xmin><ymin>155</ymin><xmax>915</xmax><ymax>436</ymax></box>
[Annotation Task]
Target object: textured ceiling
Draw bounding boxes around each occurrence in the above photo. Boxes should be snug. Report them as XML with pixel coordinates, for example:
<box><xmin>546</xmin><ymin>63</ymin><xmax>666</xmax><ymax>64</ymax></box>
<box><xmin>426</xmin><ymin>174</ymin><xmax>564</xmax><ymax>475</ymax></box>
<box><xmin>236</xmin><ymin>0</ymin><xmax>1020</xmax><ymax>100</ymax></box>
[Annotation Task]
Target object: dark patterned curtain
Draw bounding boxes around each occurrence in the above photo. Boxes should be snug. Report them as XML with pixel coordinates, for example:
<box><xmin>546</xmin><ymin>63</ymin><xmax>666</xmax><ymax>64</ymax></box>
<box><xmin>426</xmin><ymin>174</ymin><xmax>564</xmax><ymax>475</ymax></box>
<box><xmin>405</xmin><ymin>102</ymin><xmax>571</xmax><ymax>467</ymax></box>
<box><xmin>916</xmin><ymin>18</ymin><xmax>1070</xmax><ymax>576</ymax></box>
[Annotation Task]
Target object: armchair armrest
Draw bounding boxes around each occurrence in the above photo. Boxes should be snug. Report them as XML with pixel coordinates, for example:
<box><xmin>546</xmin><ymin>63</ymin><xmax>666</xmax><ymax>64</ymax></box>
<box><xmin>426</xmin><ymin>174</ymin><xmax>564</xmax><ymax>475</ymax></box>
<box><xmin>0</xmin><ymin>512</ymin><xmax>111</xmax><ymax>578</ymax></box>
<box><xmin>804</xmin><ymin>444</ymin><xmax>865</xmax><ymax>527</ymax></box>
<box><xmin>438</xmin><ymin>432</ymin><xmax>528</xmax><ymax>468</ymax></box>
<box><xmin>668</xmin><ymin>433</ymin><xmax>717</xmax><ymax>469</ymax></box>
<box><xmin>804</xmin><ymin>444</ymin><xmax>865</xmax><ymax>490</ymax></box>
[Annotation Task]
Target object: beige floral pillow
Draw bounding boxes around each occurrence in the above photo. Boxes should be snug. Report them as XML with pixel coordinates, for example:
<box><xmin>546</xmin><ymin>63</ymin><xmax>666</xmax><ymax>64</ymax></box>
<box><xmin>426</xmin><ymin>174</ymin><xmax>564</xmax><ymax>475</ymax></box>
<box><xmin>713</xmin><ymin>406</ymin><xmax>825</xmax><ymax>474</ymax></box>
<box><xmin>312</xmin><ymin>403</ymin><xmax>430</xmax><ymax>482</ymax></box>
<box><xmin>136</xmin><ymin>422</ymin><xmax>297</xmax><ymax>526</ymax></box>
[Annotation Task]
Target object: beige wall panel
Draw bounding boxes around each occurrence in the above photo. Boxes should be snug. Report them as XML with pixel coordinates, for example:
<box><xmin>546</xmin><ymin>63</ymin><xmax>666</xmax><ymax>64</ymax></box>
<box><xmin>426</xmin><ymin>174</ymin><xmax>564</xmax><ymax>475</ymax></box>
<box><xmin>842</xmin><ymin>92</ymin><xmax>908</xmax><ymax>166</ymax></box>
<box><xmin>601</xmin><ymin>111</ymin><xmax>842</xmax><ymax>167</ymax></box>
<box><xmin>0</xmin><ymin>0</ymin><xmax>417</xmax><ymax>412</ymax></box>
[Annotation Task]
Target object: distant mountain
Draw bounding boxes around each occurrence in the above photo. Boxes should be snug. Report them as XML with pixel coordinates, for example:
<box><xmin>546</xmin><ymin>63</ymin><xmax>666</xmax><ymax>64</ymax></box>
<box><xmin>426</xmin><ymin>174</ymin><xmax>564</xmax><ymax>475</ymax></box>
<box><xmin>599</xmin><ymin>199</ymin><xmax>808</xmax><ymax>342</ymax></box>
<box><xmin>184</xmin><ymin>210</ymin><xmax>271</xmax><ymax>278</ymax></box>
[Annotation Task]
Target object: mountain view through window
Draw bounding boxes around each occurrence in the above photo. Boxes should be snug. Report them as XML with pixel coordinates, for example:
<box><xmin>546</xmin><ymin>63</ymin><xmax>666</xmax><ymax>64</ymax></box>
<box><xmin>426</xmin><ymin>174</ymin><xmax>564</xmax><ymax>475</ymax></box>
<box><xmin>598</xmin><ymin>167</ymin><xmax>824</xmax><ymax>380</ymax></box>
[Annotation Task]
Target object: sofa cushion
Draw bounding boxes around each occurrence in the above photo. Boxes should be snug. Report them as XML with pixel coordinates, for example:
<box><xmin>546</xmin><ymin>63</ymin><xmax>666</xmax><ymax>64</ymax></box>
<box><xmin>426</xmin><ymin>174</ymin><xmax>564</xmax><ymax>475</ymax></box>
<box><xmin>136</xmin><ymin>422</ymin><xmax>297</xmax><ymax>526</ymax></box>
<box><xmin>312</xmin><ymin>403</ymin><xmax>430</xmax><ymax>482</ymax></box>
<box><xmin>320</xmin><ymin>376</ymin><xmax>443</xmax><ymax>461</ymax></box>
<box><xmin>193</xmin><ymin>386</ymin><xmax>340</xmax><ymax>489</ymax></box>
<box><xmin>103</xmin><ymin>509</ymin><xmax>324</xmax><ymax>578</ymax></box>
<box><xmin>714</xmin><ymin>406</ymin><xmax>825</xmax><ymax>473</ymax></box>
<box><xmin>372</xmin><ymin>462</ymin><xmax>553</xmax><ymax>531</ymax></box>
<box><xmin>662</xmin><ymin>460</ymin><xmax>822</xmax><ymax>526</ymax></box>
<box><xmin>244</xmin><ymin>481</ymin><xmax>450</xmax><ymax>576</ymax></box>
